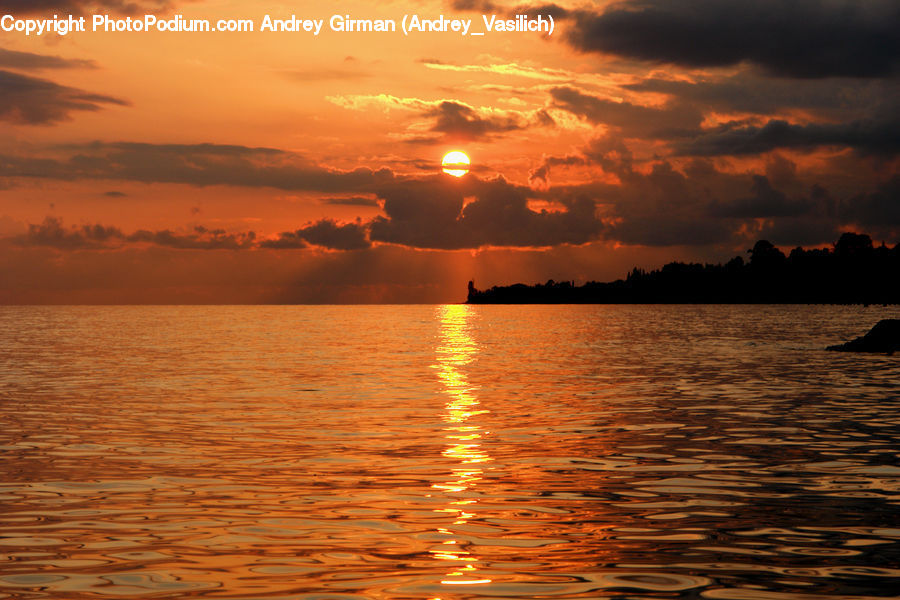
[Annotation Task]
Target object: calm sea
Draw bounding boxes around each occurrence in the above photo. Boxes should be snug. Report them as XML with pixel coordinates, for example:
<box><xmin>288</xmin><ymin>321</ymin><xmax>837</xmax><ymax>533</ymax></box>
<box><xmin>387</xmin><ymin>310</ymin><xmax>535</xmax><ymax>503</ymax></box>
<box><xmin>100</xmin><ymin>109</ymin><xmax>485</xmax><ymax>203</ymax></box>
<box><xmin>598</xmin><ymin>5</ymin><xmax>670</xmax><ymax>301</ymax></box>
<box><xmin>1</xmin><ymin>305</ymin><xmax>899</xmax><ymax>599</ymax></box>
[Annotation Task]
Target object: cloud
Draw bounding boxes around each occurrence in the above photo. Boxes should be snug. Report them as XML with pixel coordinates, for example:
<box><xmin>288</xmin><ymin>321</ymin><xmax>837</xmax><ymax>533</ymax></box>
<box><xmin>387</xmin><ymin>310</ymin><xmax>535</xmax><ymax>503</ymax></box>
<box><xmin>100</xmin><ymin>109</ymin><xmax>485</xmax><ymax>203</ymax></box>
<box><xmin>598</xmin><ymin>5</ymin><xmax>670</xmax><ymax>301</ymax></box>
<box><xmin>530</xmin><ymin>135</ymin><xmax>635</xmax><ymax>184</ymax></box>
<box><xmin>459</xmin><ymin>178</ymin><xmax>601</xmax><ymax>246</ymax></box>
<box><xmin>328</xmin><ymin>94</ymin><xmax>546</xmax><ymax>142</ymax></box>
<box><xmin>605</xmin><ymin>215</ymin><xmax>736</xmax><ymax>247</ymax></box>
<box><xmin>14</xmin><ymin>216</ymin><xmax>123</xmax><ymax>249</ymax></box>
<box><xmin>755</xmin><ymin>216</ymin><xmax>841</xmax><ymax>247</ymax></box>
<box><xmin>8</xmin><ymin>142</ymin><xmax>895</xmax><ymax>254</ymax></box>
<box><xmin>14</xmin><ymin>216</ymin><xmax>369</xmax><ymax>252</ymax></box>
<box><xmin>564</xmin><ymin>0</ymin><xmax>900</xmax><ymax>78</ymax></box>
<box><xmin>530</xmin><ymin>139</ymin><xmax>860</xmax><ymax>247</ymax></box>
<box><xmin>549</xmin><ymin>86</ymin><xmax>703</xmax><ymax>138</ymax></box>
<box><xmin>0</xmin><ymin>48</ymin><xmax>96</xmax><ymax>70</ymax></box>
<box><xmin>263</xmin><ymin>219</ymin><xmax>370</xmax><ymax>250</ymax></box>
<box><xmin>529</xmin><ymin>154</ymin><xmax>586</xmax><ymax>184</ymax></box>
<box><xmin>257</xmin><ymin>233</ymin><xmax>308</xmax><ymax>250</ymax></box>
<box><xmin>546</xmin><ymin>81</ymin><xmax>899</xmax><ymax>158</ymax></box>
<box><xmin>840</xmin><ymin>176</ymin><xmax>900</xmax><ymax>229</ymax></box>
<box><xmin>4</xmin><ymin>144</ymin><xmax>614</xmax><ymax>251</ymax></box>
<box><xmin>10</xmin><ymin>167</ymin><xmax>900</xmax><ymax>257</ymax></box>
<box><xmin>0</xmin><ymin>142</ymin><xmax>395</xmax><ymax>191</ymax></box>
<box><xmin>0</xmin><ymin>70</ymin><xmax>128</xmax><ymax>125</ymax></box>
<box><xmin>559</xmin><ymin>147</ymin><xmax>900</xmax><ymax>247</ymax></box>
<box><xmin>673</xmin><ymin>116</ymin><xmax>900</xmax><ymax>156</ymax></box>
<box><xmin>421</xmin><ymin>100</ymin><xmax>524</xmax><ymax>142</ymax></box>
<box><xmin>592</xmin><ymin>160</ymin><xmax>742</xmax><ymax>246</ymax></box>
<box><xmin>13</xmin><ymin>217</ymin><xmax>258</xmax><ymax>250</ymax></box>
<box><xmin>420</xmin><ymin>59</ymin><xmax>574</xmax><ymax>82</ymax></box>
<box><xmin>508</xmin><ymin>3</ymin><xmax>571</xmax><ymax>19</ymax></box>
<box><xmin>320</xmin><ymin>196</ymin><xmax>380</xmax><ymax>206</ymax></box>
<box><xmin>326</xmin><ymin>93</ymin><xmax>430</xmax><ymax>113</ymax></box>
<box><xmin>368</xmin><ymin>179</ymin><xmax>468</xmax><ymax>249</ymax></box>
<box><xmin>625</xmin><ymin>75</ymin><xmax>898</xmax><ymax>118</ymax></box>
<box><xmin>709</xmin><ymin>175</ymin><xmax>830</xmax><ymax>218</ymax></box>
<box><xmin>126</xmin><ymin>226</ymin><xmax>256</xmax><ymax>250</ymax></box>
<box><xmin>369</xmin><ymin>176</ymin><xmax>604</xmax><ymax>249</ymax></box>
<box><xmin>450</xmin><ymin>0</ymin><xmax>571</xmax><ymax>19</ymax></box>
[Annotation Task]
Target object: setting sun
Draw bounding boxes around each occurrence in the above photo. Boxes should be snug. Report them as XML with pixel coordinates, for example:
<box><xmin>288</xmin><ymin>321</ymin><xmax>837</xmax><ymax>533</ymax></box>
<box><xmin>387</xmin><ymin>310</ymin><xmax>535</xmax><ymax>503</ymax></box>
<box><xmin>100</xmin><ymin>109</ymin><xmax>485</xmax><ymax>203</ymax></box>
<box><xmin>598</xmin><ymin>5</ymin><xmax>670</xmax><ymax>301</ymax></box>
<box><xmin>442</xmin><ymin>150</ymin><xmax>470</xmax><ymax>177</ymax></box>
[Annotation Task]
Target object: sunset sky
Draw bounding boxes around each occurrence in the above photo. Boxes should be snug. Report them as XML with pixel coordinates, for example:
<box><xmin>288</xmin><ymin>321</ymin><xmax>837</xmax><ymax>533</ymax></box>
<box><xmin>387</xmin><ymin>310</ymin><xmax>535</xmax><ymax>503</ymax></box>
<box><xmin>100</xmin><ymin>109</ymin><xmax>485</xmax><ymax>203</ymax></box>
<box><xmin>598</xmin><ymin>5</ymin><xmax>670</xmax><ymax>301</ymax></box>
<box><xmin>1</xmin><ymin>0</ymin><xmax>898</xmax><ymax>303</ymax></box>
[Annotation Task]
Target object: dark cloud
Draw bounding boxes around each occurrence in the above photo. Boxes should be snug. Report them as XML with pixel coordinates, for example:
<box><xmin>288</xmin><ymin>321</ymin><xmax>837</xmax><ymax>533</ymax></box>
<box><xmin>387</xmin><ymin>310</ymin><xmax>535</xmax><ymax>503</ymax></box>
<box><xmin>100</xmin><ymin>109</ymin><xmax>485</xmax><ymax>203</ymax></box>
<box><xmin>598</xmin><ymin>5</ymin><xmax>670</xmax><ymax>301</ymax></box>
<box><xmin>320</xmin><ymin>196</ymin><xmax>380</xmax><ymax>207</ymax></box>
<box><xmin>263</xmin><ymin>219</ymin><xmax>370</xmax><ymax>250</ymax></box>
<box><xmin>103</xmin><ymin>190</ymin><xmax>128</xmax><ymax>197</ymax></box>
<box><xmin>11</xmin><ymin>167</ymin><xmax>900</xmax><ymax>256</ymax></box>
<box><xmin>419</xmin><ymin>101</ymin><xmax>524</xmax><ymax>143</ymax></box>
<box><xmin>126</xmin><ymin>226</ymin><xmax>256</xmax><ymax>250</ymax></box>
<box><xmin>673</xmin><ymin>116</ymin><xmax>900</xmax><ymax>156</ymax></box>
<box><xmin>549</xmin><ymin>86</ymin><xmax>702</xmax><ymax>138</ymax></box>
<box><xmin>0</xmin><ymin>48</ymin><xmax>96</xmax><ymax>70</ymax></box>
<box><xmin>3</xmin><ymin>144</ymin><xmax>616</xmax><ymax>251</ymax></box>
<box><xmin>257</xmin><ymin>232</ymin><xmax>308</xmax><ymax>250</ymax></box>
<box><xmin>460</xmin><ymin>179</ymin><xmax>601</xmax><ymax>247</ymax></box>
<box><xmin>0</xmin><ymin>142</ymin><xmax>395</xmax><ymax>191</ymax></box>
<box><xmin>532</xmin><ymin>140</ymin><xmax>854</xmax><ymax>247</ymax></box>
<box><xmin>0</xmin><ymin>70</ymin><xmax>127</xmax><ymax>125</ymax></box>
<box><xmin>605</xmin><ymin>215</ymin><xmax>735</xmax><ymax>247</ymax></box>
<box><xmin>565</xmin><ymin>0</ymin><xmax>900</xmax><ymax>78</ymax></box>
<box><xmin>15</xmin><ymin>216</ymin><xmax>369</xmax><ymax>252</ymax></box>
<box><xmin>755</xmin><ymin>217</ymin><xmax>840</xmax><ymax>247</ymax></box>
<box><xmin>709</xmin><ymin>175</ymin><xmax>826</xmax><ymax>218</ymax></box>
<box><xmin>840</xmin><ymin>176</ymin><xmax>900</xmax><ymax>229</ymax></box>
<box><xmin>297</xmin><ymin>220</ymin><xmax>369</xmax><ymax>250</ymax></box>
<box><xmin>369</xmin><ymin>176</ymin><xmax>603</xmax><ymax>249</ymax></box>
<box><xmin>8</xmin><ymin>140</ymin><xmax>895</xmax><ymax>254</ymax></box>
<box><xmin>550</xmin><ymin>80</ymin><xmax>899</xmax><ymax>157</ymax></box>
<box><xmin>540</xmin><ymin>133</ymin><xmax>900</xmax><ymax>247</ymax></box>
<box><xmin>529</xmin><ymin>154</ymin><xmax>586</xmax><ymax>184</ymax></box>
<box><xmin>450</xmin><ymin>0</ymin><xmax>570</xmax><ymax>19</ymax></box>
<box><xmin>13</xmin><ymin>217</ymin><xmax>258</xmax><ymax>250</ymax></box>
<box><xmin>508</xmin><ymin>3</ymin><xmax>570</xmax><ymax>19</ymax></box>
<box><xmin>369</xmin><ymin>179</ymin><xmax>468</xmax><ymax>248</ymax></box>
<box><xmin>595</xmin><ymin>160</ymin><xmax>739</xmax><ymax>247</ymax></box>
<box><xmin>625</xmin><ymin>76</ymin><xmax>899</xmax><ymax>119</ymax></box>
<box><xmin>0</xmin><ymin>153</ymin><xmax>78</xmax><ymax>179</ymax></box>
<box><xmin>14</xmin><ymin>216</ymin><xmax>123</xmax><ymax>249</ymax></box>
<box><xmin>530</xmin><ymin>135</ymin><xmax>635</xmax><ymax>184</ymax></box>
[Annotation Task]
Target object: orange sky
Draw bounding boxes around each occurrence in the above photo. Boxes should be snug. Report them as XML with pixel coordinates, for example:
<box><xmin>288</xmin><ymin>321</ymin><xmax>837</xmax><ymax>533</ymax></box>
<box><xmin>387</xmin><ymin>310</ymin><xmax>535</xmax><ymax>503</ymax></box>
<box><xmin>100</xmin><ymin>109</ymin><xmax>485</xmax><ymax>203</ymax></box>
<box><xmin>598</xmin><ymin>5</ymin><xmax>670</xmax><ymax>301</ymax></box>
<box><xmin>1</xmin><ymin>0</ymin><xmax>898</xmax><ymax>302</ymax></box>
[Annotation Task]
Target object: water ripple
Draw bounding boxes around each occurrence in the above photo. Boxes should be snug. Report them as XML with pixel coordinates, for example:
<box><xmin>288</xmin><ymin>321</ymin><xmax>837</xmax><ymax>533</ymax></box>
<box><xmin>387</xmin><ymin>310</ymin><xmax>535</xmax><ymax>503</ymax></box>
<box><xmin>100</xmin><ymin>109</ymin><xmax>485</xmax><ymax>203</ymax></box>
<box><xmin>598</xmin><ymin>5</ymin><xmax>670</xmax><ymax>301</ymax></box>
<box><xmin>1</xmin><ymin>305</ymin><xmax>898</xmax><ymax>598</ymax></box>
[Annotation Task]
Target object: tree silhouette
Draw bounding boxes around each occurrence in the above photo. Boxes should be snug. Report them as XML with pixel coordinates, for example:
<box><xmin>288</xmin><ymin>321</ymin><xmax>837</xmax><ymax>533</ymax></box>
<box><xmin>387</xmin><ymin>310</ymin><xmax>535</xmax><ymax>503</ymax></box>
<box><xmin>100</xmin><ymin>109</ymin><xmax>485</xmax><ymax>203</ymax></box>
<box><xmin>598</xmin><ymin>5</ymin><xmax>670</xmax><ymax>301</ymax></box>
<box><xmin>467</xmin><ymin>232</ymin><xmax>900</xmax><ymax>304</ymax></box>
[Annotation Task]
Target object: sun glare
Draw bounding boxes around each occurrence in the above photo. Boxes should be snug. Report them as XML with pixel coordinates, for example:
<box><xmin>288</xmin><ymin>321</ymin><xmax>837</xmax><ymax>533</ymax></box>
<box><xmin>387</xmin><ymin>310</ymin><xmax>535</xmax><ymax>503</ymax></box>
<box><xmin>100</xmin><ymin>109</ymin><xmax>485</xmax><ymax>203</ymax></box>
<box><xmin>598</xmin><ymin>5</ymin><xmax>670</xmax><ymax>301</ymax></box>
<box><xmin>442</xmin><ymin>151</ymin><xmax>470</xmax><ymax>177</ymax></box>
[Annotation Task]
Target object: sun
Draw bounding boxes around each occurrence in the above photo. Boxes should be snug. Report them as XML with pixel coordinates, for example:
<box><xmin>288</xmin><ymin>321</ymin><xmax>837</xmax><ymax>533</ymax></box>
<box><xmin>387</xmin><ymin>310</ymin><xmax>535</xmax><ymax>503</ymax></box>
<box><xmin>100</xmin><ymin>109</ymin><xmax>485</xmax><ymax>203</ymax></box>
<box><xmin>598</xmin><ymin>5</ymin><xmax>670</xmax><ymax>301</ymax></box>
<box><xmin>442</xmin><ymin>150</ymin><xmax>470</xmax><ymax>177</ymax></box>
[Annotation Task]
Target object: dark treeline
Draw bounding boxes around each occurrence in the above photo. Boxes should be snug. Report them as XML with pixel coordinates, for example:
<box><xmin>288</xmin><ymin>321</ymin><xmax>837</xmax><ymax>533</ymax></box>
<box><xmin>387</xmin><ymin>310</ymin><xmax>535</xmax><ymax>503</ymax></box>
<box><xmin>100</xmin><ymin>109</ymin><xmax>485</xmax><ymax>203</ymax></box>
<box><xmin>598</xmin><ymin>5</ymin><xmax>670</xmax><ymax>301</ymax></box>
<box><xmin>467</xmin><ymin>232</ymin><xmax>900</xmax><ymax>304</ymax></box>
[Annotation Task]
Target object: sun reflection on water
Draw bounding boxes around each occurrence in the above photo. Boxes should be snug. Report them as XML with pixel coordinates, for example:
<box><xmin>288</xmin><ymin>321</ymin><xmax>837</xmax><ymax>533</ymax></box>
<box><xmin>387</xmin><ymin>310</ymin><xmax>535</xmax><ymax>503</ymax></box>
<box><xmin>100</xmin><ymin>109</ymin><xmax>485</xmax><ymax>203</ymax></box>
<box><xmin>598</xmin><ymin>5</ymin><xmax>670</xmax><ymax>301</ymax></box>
<box><xmin>432</xmin><ymin>304</ymin><xmax>492</xmax><ymax>587</ymax></box>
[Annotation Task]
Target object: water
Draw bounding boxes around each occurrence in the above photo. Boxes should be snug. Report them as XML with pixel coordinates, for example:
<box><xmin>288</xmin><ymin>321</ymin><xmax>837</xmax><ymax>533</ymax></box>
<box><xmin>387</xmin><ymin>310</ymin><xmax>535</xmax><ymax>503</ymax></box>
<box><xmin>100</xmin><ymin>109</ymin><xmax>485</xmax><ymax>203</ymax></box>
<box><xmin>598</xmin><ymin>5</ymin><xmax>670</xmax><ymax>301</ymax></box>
<box><xmin>1</xmin><ymin>305</ymin><xmax>899</xmax><ymax>599</ymax></box>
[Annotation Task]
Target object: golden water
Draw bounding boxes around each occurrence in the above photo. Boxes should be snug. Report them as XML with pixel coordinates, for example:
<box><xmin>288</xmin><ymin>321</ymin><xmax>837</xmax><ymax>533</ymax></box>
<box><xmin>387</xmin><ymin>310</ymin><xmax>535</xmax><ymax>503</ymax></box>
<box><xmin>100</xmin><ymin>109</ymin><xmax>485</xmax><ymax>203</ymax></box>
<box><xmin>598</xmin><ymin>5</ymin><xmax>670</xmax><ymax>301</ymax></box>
<box><xmin>1</xmin><ymin>305</ymin><xmax>899</xmax><ymax>599</ymax></box>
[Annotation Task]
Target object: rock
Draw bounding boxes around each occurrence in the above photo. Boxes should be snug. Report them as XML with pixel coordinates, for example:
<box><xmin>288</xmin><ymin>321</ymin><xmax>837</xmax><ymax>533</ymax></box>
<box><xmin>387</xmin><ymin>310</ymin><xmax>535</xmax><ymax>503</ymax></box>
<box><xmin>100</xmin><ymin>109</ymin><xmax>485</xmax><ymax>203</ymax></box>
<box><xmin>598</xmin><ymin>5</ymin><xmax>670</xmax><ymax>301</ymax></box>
<box><xmin>827</xmin><ymin>319</ymin><xmax>900</xmax><ymax>354</ymax></box>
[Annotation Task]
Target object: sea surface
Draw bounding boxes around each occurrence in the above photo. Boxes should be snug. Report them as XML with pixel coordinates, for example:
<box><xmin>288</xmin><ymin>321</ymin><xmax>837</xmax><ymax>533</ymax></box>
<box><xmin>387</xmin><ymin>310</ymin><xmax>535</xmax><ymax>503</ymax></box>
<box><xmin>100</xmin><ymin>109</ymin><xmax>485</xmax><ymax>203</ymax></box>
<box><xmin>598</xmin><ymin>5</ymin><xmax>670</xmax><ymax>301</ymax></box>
<box><xmin>1</xmin><ymin>305</ymin><xmax>899</xmax><ymax>600</ymax></box>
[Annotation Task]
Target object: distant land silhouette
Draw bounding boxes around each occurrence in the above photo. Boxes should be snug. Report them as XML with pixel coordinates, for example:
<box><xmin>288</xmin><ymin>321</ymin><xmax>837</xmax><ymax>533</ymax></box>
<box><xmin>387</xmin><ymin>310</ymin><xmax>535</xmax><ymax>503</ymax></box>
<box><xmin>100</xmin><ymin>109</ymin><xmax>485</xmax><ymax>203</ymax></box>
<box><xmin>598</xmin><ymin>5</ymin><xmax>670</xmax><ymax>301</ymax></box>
<box><xmin>467</xmin><ymin>232</ymin><xmax>900</xmax><ymax>304</ymax></box>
